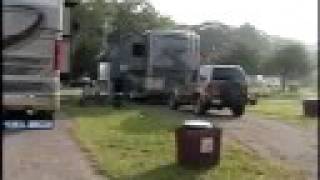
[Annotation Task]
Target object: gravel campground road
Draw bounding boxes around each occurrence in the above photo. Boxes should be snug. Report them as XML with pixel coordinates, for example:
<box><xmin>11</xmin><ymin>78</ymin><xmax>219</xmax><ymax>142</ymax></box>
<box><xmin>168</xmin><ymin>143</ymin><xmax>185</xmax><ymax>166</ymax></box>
<box><xmin>3</xmin><ymin>106</ymin><xmax>317</xmax><ymax>180</ymax></box>
<box><xmin>176</xmin><ymin>105</ymin><xmax>318</xmax><ymax>180</ymax></box>
<box><xmin>3</xmin><ymin>113</ymin><xmax>104</xmax><ymax>180</ymax></box>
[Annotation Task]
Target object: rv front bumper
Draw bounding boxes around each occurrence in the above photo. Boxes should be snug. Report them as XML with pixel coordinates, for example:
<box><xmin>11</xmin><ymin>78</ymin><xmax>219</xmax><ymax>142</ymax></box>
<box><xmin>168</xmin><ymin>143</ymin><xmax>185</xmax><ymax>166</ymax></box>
<box><xmin>3</xmin><ymin>94</ymin><xmax>59</xmax><ymax>111</ymax></box>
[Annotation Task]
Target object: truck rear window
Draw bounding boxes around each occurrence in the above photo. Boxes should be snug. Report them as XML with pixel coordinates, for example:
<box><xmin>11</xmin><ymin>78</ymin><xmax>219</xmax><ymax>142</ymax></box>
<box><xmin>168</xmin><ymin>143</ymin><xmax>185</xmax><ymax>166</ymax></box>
<box><xmin>212</xmin><ymin>68</ymin><xmax>245</xmax><ymax>81</ymax></box>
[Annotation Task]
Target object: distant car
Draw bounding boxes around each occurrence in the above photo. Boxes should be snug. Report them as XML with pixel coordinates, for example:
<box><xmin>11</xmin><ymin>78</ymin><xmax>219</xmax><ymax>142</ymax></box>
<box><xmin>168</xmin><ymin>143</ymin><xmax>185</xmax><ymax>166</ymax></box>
<box><xmin>169</xmin><ymin>65</ymin><xmax>248</xmax><ymax>117</ymax></box>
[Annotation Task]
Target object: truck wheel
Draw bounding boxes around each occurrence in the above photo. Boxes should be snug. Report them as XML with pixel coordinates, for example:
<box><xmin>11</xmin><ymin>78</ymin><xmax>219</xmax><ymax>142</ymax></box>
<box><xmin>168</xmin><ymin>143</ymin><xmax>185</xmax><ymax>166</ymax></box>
<box><xmin>194</xmin><ymin>99</ymin><xmax>206</xmax><ymax>115</ymax></box>
<box><xmin>231</xmin><ymin>105</ymin><xmax>245</xmax><ymax>117</ymax></box>
<box><xmin>169</xmin><ymin>94</ymin><xmax>179</xmax><ymax>110</ymax></box>
<box><xmin>249</xmin><ymin>99</ymin><xmax>257</xmax><ymax>105</ymax></box>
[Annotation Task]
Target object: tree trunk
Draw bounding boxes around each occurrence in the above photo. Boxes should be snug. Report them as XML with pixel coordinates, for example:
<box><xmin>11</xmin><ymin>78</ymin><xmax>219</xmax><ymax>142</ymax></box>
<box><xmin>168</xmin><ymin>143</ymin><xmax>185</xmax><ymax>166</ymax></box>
<box><xmin>281</xmin><ymin>73</ymin><xmax>286</xmax><ymax>92</ymax></box>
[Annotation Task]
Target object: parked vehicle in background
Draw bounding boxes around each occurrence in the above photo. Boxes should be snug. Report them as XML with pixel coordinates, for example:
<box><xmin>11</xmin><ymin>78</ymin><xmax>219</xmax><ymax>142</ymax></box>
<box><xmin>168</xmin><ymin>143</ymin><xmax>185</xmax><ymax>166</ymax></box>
<box><xmin>79</xmin><ymin>61</ymin><xmax>112</xmax><ymax>106</ymax></box>
<box><xmin>169</xmin><ymin>65</ymin><xmax>248</xmax><ymax>117</ymax></box>
<box><xmin>107</xmin><ymin>30</ymin><xmax>200</xmax><ymax>103</ymax></box>
<box><xmin>247</xmin><ymin>92</ymin><xmax>258</xmax><ymax>105</ymax></box>
<box><xmin>2</xmin><ymin>0</ymin><xmax>69</xmax><ymax>120</ymax></box>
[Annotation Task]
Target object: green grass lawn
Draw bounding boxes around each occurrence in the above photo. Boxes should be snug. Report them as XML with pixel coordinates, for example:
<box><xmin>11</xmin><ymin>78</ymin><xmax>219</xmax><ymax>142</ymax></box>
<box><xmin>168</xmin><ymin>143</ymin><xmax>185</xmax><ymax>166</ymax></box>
<box><xmin>65</xmin><ymin>105</ymin><xmax>306</xmax><ymax>180</ymax></box>
<box><xmin>247</xmin><ymin>99</ymin><xmax>317</xmax><ymax>128</ymax></box>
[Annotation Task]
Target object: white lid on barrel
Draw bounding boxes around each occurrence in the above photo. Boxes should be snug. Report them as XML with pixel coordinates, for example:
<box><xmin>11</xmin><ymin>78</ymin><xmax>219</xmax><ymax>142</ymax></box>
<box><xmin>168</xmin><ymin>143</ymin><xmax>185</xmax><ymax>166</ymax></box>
<box><xmin>183</xmin><ymin>120</ymin><xmax>213</xmax><ymax>129</ymax></box>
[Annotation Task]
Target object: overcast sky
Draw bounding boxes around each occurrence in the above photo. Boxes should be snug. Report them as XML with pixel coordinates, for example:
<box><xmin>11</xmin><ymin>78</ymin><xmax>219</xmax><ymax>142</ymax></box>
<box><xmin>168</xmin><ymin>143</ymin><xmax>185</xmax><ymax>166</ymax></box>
<box><xmin>150</xmin><ymin>0</ymin><xmax>317</xmax><ymax>45</ymax></box>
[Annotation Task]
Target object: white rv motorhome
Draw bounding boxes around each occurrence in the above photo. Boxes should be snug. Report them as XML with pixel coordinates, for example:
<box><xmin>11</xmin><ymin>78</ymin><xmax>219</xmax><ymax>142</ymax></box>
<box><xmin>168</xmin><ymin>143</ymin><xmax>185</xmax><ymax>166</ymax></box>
<box><xmin>3</xmin><ymin>0</ymin><xmax>69</xmax><ymax>119</ymax></box>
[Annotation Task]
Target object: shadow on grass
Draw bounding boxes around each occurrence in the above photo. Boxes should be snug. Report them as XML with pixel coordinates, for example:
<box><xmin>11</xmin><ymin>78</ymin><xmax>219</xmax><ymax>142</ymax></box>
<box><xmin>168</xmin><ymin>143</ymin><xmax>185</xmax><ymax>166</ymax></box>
<box><xmin>119</xmin><ymin>105</ymin><xmax>241</xmax><ymax>134</ymax></box>
<box><xmin>119</xmin><ymin>111</ymin><xmax>180</xmax><ymax>134</ymax></box>
<box><xmin>63</xmin><ymin>106</ymin><xmax>131</xmax><ymax>119</ymax></box>
<box><xmin>118</xmin><ymin>163</ymin><xmax>211</xmax><ymax>180</ymax></box>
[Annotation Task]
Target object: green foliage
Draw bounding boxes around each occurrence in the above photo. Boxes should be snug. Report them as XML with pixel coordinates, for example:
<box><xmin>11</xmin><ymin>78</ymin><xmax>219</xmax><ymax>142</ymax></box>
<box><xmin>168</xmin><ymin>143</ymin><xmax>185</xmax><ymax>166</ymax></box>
<box><xmin>196</xmin><ymin>22</ymin><xmax>233</xmax><ymax>65</ymax></box>
<box><xmin>70</xmin><ymin>2</ymin><xmax>313</xmax><ymax>81</ymax></box>
<box><xmin>220</xmin><ymin>42</ymin><xmax>259</xmax><ymax>74</ymax></box>
<box><xmin>261</xmin><ymin>43</ymin><xmax>311</xmax><ymax>91</ymax></box>
<box><xmin>197</xmin><ymin>22</ymin><xmax>271</xmax><ymax>74</ymax></box>
<box><xmin>71</xmin><ymin>0</ymin><xmax>110</xmax><ymax>78</ymax></box>
<box><xmin>232</xmin><ymin>23</ymin><xmax>271</xmax><ymax>54</ymax></box>
<box><xmin>196</xmin><ymin>21</ymin><xmax>315</xmax><ymax>79</ymax></box>
<box><xmin>270</xmin><ymin>43</ymin><xmax>310</xmax><ymax>78</ymax></box>
<box><xmin>108</xmin><ymin>0</ymin><xmax>174</xmax><ymax>35</ymax></box>
<box><xmin>71</xmin><ymin>0</ymin><xmax>175</xmax><ymax>78</ymax></box>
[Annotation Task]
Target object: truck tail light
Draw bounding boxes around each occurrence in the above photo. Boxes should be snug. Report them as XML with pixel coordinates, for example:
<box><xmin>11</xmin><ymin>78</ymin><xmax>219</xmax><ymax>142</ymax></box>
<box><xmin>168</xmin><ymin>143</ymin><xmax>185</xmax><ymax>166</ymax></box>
<box><xmin>241</xmin><ymin>84</ymin><xmax>247</xmax><ymax>95</ymax></box>
<box><xmin>54</xmin><ymin>40</ymin><xmax>64</xmax><ymax>71</ymax></box>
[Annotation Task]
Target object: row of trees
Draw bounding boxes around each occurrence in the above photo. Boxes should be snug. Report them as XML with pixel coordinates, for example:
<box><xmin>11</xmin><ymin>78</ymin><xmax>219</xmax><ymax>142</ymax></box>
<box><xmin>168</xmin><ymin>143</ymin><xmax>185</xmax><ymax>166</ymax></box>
<box><xmin>197</xmin><ymin>23</ymin><xmax>310</xmax><ymax>72</ymax></box>
<box><xmin>70</xmin><ymin>0</ymin><xmax>174</xmax><ymax>78</ymax></box>
<box><xmin>194</xmin><ymin>22</ymin><xmax>313</xmax><ymax>90</ymax></box>
<box><xmin>70</xmin><ymin>0</ymin><xmax>315</xmax><ymax>90</ymax></box>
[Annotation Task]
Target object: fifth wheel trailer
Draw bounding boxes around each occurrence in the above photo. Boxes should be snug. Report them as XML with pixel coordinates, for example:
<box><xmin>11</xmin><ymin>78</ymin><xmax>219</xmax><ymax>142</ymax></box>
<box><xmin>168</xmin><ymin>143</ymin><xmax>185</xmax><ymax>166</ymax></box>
<box><xmin>107</xmin><ymin>30</ymin><xmax>200</xmax><ymax>103</ymax></box>
<box><xmin>2</xmin><ymin>0</ymin><xmax>73</xmax><ymax>119</ymax></box>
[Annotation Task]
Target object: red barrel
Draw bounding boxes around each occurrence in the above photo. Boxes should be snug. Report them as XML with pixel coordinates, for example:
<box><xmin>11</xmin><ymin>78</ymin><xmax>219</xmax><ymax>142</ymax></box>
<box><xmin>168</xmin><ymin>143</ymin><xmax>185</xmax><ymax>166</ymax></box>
<box><xmin>175</xmin><ymin>120</ymin><xmax>222</xmax><ymax>167</ymax></box>
<box><xmin>303</xmin><ymin>99</ymin><xmax>319</xmax><ymax>117</ymax></box>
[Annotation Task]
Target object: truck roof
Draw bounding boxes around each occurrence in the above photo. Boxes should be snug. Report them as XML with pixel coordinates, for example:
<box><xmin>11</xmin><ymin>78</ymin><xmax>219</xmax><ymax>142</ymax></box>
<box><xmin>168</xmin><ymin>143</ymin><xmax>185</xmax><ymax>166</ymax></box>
<box><xmin>145</xmin><ymin>29</ymin><xmax>198</xmax><ymax>36</ymax></box>
<box><xmin>201</xmin><ymin>65</ymin><xmax>243</xmax><ymax>69</ymax></box>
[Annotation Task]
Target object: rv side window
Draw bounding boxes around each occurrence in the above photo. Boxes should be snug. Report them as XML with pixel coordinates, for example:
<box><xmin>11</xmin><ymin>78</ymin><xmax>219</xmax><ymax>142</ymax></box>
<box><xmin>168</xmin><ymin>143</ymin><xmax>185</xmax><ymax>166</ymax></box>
<box><xmin>132</xmin><ymin>43</ymin><xmax>146</xmax><ymax>57</ymax></box>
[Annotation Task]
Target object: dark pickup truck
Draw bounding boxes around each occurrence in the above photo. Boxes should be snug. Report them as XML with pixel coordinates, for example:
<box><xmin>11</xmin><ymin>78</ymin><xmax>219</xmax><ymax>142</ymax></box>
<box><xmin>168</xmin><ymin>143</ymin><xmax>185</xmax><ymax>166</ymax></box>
<box><xmin>169</xmin><ymin>65</ymin><xmax>248</xmax><ymax>117</ymax></box>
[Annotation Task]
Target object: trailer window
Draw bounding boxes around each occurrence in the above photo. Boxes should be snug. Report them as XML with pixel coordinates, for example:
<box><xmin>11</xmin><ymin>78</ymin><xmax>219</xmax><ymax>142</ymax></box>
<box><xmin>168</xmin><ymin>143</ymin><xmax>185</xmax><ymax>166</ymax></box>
<box><xmin>159</xmin><ymin>35</ymin><xmax>188</xmax><ymax>50</ymax></box>
<box><xmin>132</xmin><ymin>43</ymin><xmax>146</xmax><ymax>57</ymax></box>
